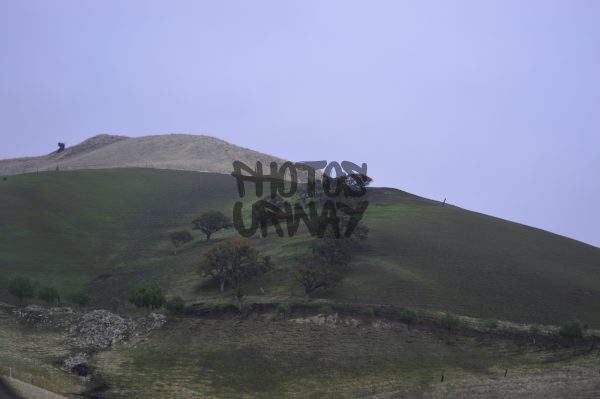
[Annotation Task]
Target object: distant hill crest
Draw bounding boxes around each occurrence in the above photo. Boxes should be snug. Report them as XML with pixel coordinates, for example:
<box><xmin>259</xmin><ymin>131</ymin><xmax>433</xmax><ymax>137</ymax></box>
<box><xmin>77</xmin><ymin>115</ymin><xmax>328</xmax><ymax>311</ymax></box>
<box><xmin>0</xmin><ymin>133</ymin><xmax>286</xmax><ymax>175</ymax></box>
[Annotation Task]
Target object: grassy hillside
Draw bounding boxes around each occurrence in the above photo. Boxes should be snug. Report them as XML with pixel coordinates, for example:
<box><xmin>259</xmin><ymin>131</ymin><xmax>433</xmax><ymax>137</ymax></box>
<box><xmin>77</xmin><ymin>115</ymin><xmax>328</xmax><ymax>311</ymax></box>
<box><xmin>1</xmin><ymin>168</ymin><xmax>599</xmax><ymax>326</ymax></box>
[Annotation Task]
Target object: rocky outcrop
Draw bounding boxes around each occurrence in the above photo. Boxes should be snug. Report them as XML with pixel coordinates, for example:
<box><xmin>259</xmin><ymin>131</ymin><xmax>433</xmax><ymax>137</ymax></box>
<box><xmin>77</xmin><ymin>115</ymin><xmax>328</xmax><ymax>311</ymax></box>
<box><xmin>68</xmin><ymin>310</ymin><xmax>167</xmax><ymax>350</ymax></box>
<box><xmin>69</xmin><ymin>310</ymin><xmax>132</xmax><ymax>349</ymax></box>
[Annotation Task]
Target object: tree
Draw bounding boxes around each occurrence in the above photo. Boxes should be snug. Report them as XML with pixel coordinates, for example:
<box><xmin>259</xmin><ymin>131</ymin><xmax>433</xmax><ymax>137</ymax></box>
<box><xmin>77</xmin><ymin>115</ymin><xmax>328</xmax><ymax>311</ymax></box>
<box><xmin>39</xmin><ymin>286</ymin><xmax>60</xmax><ymax>305</ymax></box>
<box><xmin>57</xmin><ymin>142</ymin><xmax>66</xmax><ymax>153</ymax></box>
<box><xmin>295</xmin><ymin>220</ymin><xmax>367</xmax><ymax>304</ymax></box>
<box><xmin>129</xmin><ymin>283</ymin><xmax>166</xmax><ymax>314</ymax></box>
<box><xmin>200</xmin><ymin>243</ymin><xmax>230</xmax><ymax>293</ymax></box>
<box><xmin>311</xmin><ymin>221</ymin><xmax>368</xmax><ymax>269</ymax></box>
<box><xmin>169</xmin><ymin>230</ymin><xmax>194</xmax><ymax>255</ymax></box>
<box><xmin>8</xmin><ymin>276</ymin><xmax>37</xmax><ymax>306</ymax></box>
<box><xmin>295</xmin><ymin>254</ymin><xmax>343</xmax><ymax>304</ymax></box>
<box><xmin>192</xmin><ymin>211</ymin><xmax>232</xmax><ymax>241</ymax></box>
<box><xmin>200</xmin><ymin>238</ymin><xmax>258</xmax><ymax>309</ymax></box>
<box><xmin>71</xmin><ymin>291</ymin><xmax>89</xmax><ymax>307</ymax></box>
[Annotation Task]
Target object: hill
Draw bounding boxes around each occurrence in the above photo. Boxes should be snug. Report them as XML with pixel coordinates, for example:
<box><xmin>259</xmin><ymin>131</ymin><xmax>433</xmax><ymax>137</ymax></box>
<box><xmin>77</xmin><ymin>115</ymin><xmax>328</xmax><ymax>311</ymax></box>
<box><xmin>0</xmin><ymin>133</ymin><xmax>286</xmax><ymax>175</ymax></box>
<box><xmin>1</xmin><ymin>168</ymin><xmax>599</xmax><ymax>326</ymax></box>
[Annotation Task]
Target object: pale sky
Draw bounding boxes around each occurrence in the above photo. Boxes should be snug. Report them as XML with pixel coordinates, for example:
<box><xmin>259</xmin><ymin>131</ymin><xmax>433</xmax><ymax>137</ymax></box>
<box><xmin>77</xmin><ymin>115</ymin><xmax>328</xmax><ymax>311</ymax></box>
<box><xmin>1</xmin><ymin>1</ymin><xmax>599</xmax><ymax>246</ymax></box>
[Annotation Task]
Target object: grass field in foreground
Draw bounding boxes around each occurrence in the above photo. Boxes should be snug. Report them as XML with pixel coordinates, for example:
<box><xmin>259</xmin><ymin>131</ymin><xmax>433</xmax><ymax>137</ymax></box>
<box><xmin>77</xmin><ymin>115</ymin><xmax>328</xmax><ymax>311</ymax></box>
<box><xmin>90</xmin><ymin>314</ymin><xmax>600</xmax><ymax>398</ymax></box>
<box><xmin>2</xmin><ymin>306</ymin><xmax>599</xmax><ymax>399</ymax></box>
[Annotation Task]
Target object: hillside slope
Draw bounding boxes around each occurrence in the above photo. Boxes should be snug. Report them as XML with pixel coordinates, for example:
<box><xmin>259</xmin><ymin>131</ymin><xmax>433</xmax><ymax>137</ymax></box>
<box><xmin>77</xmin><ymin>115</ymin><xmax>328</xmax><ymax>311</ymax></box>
<box><xmin>1</xmin><ymin>169</ymin><xmax>599</xmax><ymax>326</ymax></box>
<box><xmin>0</xmin><ymin>134</ymin><xmax>286</xmax><ymax>175</ymax></box>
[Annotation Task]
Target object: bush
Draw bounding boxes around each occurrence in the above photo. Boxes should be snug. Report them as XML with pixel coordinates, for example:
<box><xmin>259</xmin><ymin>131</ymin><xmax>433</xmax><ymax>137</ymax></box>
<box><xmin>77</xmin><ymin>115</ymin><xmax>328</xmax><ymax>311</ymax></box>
<box><xmin>240</xmin><ymin>301</ymin><xmax>253</xmax><ymax>311</ymax></box>
<box><xmin>277</xmin><ymin>302</ymin><xmax>291</xmax><ymax>314</ymax></box>
<box><xmin>319</xmin><ymin>305</ymin><xmax>334</xmax><ymax>315</ymax></box>
<box><xmin>38</xmin><ymin>286</ymin><xmax>60</xmax><ymax>305</ymax></box>
<box><xmin>129</xmin><ymin>283</ymin><xmax>166</xmax><ymax>313</ymax></box>
<box><xmin>441</xmin><ymin>312</ymin><xmax>459</xmax><ymax>330</ymax></box>
<box><xmin>360</xmin><ymin>307</ymin><xmax>375</xmax><ymax>317</ymax></box>
<box><xmin>111</xmin><ymin>297</ymin><xmax>121</xmax><ymax>312</ymax></box>
<box><xmin>262</xmin><ymin>255</ymin><xmax>274</xmax><ymax>272</ymax></box>
<box><xmin>559</xmin><ymin>320</ymin><xmax>584</xmax><ymax>339</ymax></box>
<box><xmin>8</xmin><ymin>276</ymin><xmax>37</xmax><ymax>306</ymax></box>
<box><xmin>485</xmin><ymin>319</ymin><xmax>498</xmax><ymax>330</ymax></box>
<box><xmin>400</xmin><ymin>309</ymin><xmax>418</xmax><ymax>325</ymax></box>
<box><xmin>166</xmin><ymin>296</ymin><xmax>185</xmax><ymax>313</ymax></box>
<box><xmin>71</xmin><ymin>291</ymin><xmax>89</xmax><ymax>307</ymax></box>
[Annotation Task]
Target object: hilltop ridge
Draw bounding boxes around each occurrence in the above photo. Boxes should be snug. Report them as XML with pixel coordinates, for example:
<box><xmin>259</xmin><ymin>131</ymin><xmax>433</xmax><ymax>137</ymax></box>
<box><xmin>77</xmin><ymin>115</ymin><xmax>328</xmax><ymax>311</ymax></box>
<box><xmin>0</xmin><ymin>133</ymin><xmax>286</xmax><ymax>175</ymax></box>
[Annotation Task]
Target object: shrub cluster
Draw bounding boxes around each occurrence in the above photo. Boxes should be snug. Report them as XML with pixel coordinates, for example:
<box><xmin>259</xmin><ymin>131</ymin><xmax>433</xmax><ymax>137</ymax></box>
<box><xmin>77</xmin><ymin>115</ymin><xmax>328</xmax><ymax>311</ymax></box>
<box><xmin>360</xmin><ymin>307</ymin><xmax>375</xmax><ymax>317</ymax></box>
<box><xmin>441</xmin><ymin>312</ymin><xmax>459</xmax><ymax>330</ymax></box>
<box><xmin>166</xmin><ymin>296</ymin><xmax>186</xmax><ymax>313</ymax></box>
<box><xmin>484</xmin><ymin>319</ymin><xmax>498</xmax><ymax>330</ymax></box>
<box><xmin>559</xmin><ymin>320</ymin><xmax>585</xmax><ymax>339</ymax></box>
<box><xmin>319</xmin><ymin>305</ymin><xmax>334</xmax><ymax>315</ymax></box>
<box><xmin>400</xmin><ymin>309</ymin><xmax>418</xmax><ymax>325</ymax></box>
<box><xmin>277</xmin><ymin>302</ymin><xmax>291</xmax><ymax>314</ymax></box>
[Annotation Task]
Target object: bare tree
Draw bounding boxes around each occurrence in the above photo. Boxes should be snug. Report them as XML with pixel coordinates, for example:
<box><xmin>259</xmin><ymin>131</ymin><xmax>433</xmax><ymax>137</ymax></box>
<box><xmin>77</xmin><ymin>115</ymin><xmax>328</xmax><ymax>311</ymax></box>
<box><xmin>169</xmin><ymin>231</ymin><xmax>194</xmax><ymax>255</ymax></box>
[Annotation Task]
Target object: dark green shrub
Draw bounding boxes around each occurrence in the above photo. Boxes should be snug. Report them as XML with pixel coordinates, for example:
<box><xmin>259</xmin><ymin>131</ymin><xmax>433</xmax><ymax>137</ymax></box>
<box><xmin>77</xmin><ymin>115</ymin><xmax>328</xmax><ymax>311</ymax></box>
<box><xmin>400</xmin><ymin>309</ymin><xmax>418</xmax><ymax>325</ymax></box>
<box><xmin>7</xmin><ymin>276</ymin><xmax>37</xmax><ymax>306</ymax></box>
<box><xmin>129</xmin><ymin>283</ymin><xmax>166</xmax><ymax>313</ymax></box>
<box><xmin>319</xmin><ymin>305</ymin><xmax>334</xmax><ymax>315</ymax></box>
<box><xmin>38</xmin><ymin>286</ymin><xmax>60</xmax><ymax>305</ymax></box>
<box><xmin>559</xmin><ymin>320</ymin><xmax>584</xmax><ymax>339</ymax></box>
<box><xmin>485</xmin><ymin>319</ymin><xmax>498</xmax><ymax>330</ymax></box>
<box><xmin>240</xmin><ymin>301</ymin><xmax>253</xmax><ymax>311</ymax></box>
<box><xmin>71</xmin><ymin>291</ymin><xmax>89</xmax><ymax>307</ymax></box>
<box><xmin>262</xmin><ymin>255</ymin><xmax>274</xmax><ymax>272</ymax></box>
<box><xmin>360</xmin><ymin>307</ymin><xmax>375</xmax><ymax>317</ymax></box>
<box><xmin>441</xmin><ymin>312</ymin><xmax>459</xmax><ymax>330</ymax></box>
<box><xmin>111</xmin><ymin>297</ymin><xmax>120</xmax><ymax>312</ymax></box>
<box><xmin>277</xmin><ymin>302</ymin><xmax>291</xmax><ymax>314</ymax></box>
<box><xmin>166</xmin><ymin>296</ymin><xmax>185</xmax><ymax>313</ymax></box>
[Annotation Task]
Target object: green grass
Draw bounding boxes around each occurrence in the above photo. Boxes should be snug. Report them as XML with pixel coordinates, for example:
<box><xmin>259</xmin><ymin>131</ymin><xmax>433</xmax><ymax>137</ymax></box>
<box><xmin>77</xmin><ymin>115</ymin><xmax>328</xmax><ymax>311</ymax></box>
<box><xmin>90</xmin><ymin>315</ymin><xmax>599</xmax><ymax>398</ymax></box>
<box><xmin>1</xmin><ymin>168</ymin><xmax>600</xmax><ymax>327</ymax></box>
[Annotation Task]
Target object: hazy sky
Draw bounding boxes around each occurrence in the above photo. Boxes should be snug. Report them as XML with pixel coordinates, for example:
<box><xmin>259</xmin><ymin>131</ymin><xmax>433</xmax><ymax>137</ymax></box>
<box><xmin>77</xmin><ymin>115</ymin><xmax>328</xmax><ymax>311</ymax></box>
<box><xmin>1</xmin><ymin>1</ymin><xmax>599</xmax><ymax>247</ymax></box>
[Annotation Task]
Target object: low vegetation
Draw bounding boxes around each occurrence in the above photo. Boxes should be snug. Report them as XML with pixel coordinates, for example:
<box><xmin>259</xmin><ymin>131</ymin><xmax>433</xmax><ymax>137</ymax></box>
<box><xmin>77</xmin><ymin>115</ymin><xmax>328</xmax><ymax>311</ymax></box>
<box><xmin>129</xmin><ymin>283</ymin><xmax>166</xmax><ymax>313</ymax></box>
<box><xmin>400</xmin><ymin>309</ymin><xmax>418</xmax><ymax>326</ymax></box>
<box><xmin>166</xmin><ymin>296</ymin><xmax>185</xmax><ymax>313</ymax></box>
<box><xmin>319</xmin><ymin>305</ymin><xmax>334</xmax><ymax>315</ymax></box>
<box><xmin>559</xmin><ymin>320</ymin><xmax>585</xmax><ymax>339</ymax></box>
<box><xmin>277</xmin><ymin>302</ymin><xmax>291</xmax><ymax>314</ymax></box>
<box><xmin>441</xmin><ymin>312</ymin><xmax>460</xmax><ymax>330</ymax></box>
<box><xmin>360</xmin><ymin>307</ymin><xmax>375</xmax><ymax>317</ymax></box>
<box><xmin>71</xmin><ymin>291</ymin><xmax>90</xmax><ymax>307</ymax></box>
<box><xmin>8</xmin><ymin>276</ymin><xmax>37</xmax><ymax>306</ymax></box>
<box><xmin>485</xmin><ymin>318</ymin><xmax>499</xmax><ymax>330</ymax></box>
<box><xmin>38</xmin><ymin>286</ymin><xmax>60</xmax><ymax>305</ymax></box>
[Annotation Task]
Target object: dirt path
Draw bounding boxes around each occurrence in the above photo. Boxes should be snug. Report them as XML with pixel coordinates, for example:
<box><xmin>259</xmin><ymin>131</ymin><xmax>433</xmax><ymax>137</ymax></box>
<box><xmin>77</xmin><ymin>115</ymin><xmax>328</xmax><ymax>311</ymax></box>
<box><xmin>1</xmin><ymin>377</ymin><xmax>68</xmax><ymax>399</ymax></box>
